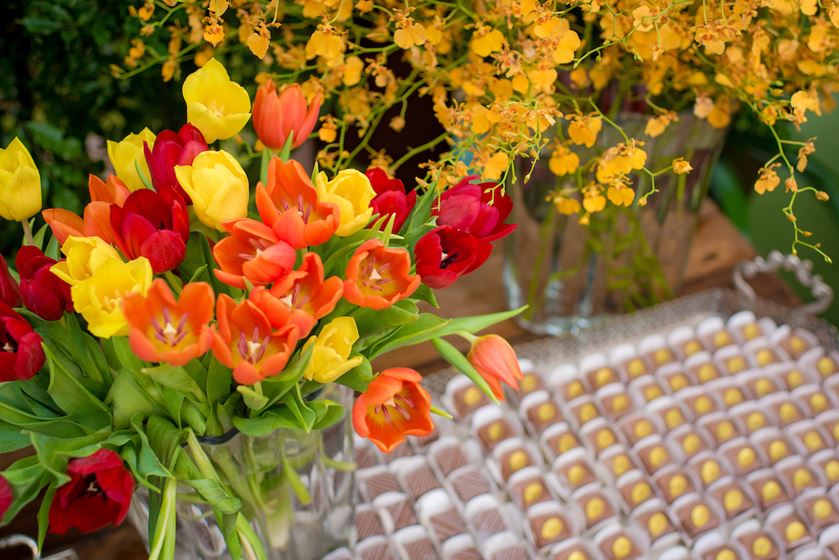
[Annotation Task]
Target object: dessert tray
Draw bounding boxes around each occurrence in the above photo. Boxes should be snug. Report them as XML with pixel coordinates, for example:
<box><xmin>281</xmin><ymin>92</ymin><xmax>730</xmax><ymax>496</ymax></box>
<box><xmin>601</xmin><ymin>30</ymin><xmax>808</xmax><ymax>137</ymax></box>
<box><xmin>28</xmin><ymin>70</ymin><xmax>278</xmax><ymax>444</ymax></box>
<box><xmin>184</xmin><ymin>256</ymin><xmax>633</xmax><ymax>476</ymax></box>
<box><xmin>336</xmin><ymin>252</ymin><xmax>839</xmax><ymax>560</ymax></box>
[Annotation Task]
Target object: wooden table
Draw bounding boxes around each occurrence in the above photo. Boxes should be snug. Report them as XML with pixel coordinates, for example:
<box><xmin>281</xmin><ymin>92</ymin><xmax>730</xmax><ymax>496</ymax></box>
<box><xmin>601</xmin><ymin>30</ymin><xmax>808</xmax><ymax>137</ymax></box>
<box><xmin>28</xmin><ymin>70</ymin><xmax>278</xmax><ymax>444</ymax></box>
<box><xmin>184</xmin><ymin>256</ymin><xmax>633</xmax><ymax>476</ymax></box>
<box><xmin>1</xmin><ymin>201</ymin><xmax>795</xmax><ymax>560</ymax></box>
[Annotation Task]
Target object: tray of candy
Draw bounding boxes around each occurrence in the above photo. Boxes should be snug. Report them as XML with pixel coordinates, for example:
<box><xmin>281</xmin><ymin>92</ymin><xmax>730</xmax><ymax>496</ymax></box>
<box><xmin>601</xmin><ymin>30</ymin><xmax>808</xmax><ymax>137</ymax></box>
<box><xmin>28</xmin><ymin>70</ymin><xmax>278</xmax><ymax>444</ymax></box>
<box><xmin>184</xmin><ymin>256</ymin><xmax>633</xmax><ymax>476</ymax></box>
<box><xmin>338</xmin><ymin>253</ymin><xmax>839</xmax><ymax>560</ymax></box>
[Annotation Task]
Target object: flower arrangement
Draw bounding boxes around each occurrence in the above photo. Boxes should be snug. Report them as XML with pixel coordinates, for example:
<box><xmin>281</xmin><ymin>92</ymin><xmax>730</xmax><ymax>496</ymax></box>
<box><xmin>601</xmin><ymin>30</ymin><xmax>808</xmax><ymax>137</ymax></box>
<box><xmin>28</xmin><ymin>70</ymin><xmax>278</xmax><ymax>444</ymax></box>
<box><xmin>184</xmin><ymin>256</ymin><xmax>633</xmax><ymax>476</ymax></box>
<box><xmin>125</xmin><ymin>0</ymin><xmax>836</xmax><ymax>262</ymax></box>
<box><xmin>0</xmin><ymin>59</ymin><xmax>522</xmax><ymax>558</ymax></box>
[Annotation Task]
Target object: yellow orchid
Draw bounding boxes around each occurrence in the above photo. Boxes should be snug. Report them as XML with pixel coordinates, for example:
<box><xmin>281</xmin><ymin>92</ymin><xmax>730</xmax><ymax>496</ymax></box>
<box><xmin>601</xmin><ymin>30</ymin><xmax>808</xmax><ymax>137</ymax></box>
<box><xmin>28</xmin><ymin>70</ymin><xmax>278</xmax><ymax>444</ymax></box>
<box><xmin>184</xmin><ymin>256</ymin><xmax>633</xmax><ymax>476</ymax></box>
<box><xmin>0</xmin><ymin>137</ymin><xmax>41</xmax><ymax>222</ymax></box>
<box><xmin>106</xmin><ymin>128</ymin><xmax>155</xmax><ymax>191</ymax></box>
<box><xmin>70</xmin><ymin>256</ymin><xmax>153</xmax><ymax>338</ymax></box>
<box><xmin>182</xmin><ymin>58</ymin><xmax>251</xmax><ymax>143</ymax></box>
<box><xmin>315</xmin><ymin>169</ymin><xmax>375</xmax><ymax>236</ymax></box>
<box><xmin>174</xmin><ymin>150</ymin><xmax>248</xmax><ymax>231</ymax></box>
<box><xmin>51</xmin><ymin>236</ymin><xmax>123</xmax><ymax>286</ymax></box>
<box><xmin>303</xmin><ymin>317</ymin><xmax>363</xmax><ymax>384</ymax></box>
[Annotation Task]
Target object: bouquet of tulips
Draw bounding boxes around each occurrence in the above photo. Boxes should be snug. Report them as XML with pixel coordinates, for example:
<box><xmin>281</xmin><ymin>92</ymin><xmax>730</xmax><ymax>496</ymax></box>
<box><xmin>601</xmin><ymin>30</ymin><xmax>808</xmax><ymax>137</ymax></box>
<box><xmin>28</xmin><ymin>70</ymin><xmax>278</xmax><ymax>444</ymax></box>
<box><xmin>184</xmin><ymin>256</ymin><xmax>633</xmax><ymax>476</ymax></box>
<box><xmin>0</xmin><ymin>58</ymin><xmax>522</xmax><ymax>559</ymax></box>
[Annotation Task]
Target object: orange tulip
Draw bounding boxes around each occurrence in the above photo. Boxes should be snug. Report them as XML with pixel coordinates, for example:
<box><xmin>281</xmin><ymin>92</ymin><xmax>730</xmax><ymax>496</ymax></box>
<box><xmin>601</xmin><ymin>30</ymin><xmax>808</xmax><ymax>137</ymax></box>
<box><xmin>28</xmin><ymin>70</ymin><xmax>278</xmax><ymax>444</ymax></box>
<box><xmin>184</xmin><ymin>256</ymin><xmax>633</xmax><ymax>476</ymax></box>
<box><xmin>343</xmin><ymin>239</ymin><xmax>420</xmax><ymax>310</ymax></box>
<box><xmin>211</xmin><ymin>294</ymin><xmax>299</xmax><ymax>385</ymax></box>
<box><xmin>255</xmin><ymin>158</ymin><xmax>338</xmax><ymax>248</ymax></box>
<box><xmin>352</xmin><ymin>368</ymin><xmax>433</xmax><ymax>453</ymax></box>
<box><xmin>253</xmin><ymin>81</ymin><xmax>322</xmax><ymax>150</ymax></box>
<box><xmin>212</xmin><ymin>218</ymin><xmax>297</xmax><ymax>289</ymax></box>
<box><xmin>248</xmin><ymin>252</ymin><xmax>343</xmax><ymax>337</ymax></box>
<box><xmin>122</xmin><ymin>279</ymin><xmax>214</xmax><ymax>366</ymax></box>
<box><xmin>43</xmin><ymin>175</ymin><xmax>130</xmax><ymax>245</ymax></box>
<box><xmin>467</xmin><ymin>334</ymin><xmax>523</xmax><ymax>400</ymax></box>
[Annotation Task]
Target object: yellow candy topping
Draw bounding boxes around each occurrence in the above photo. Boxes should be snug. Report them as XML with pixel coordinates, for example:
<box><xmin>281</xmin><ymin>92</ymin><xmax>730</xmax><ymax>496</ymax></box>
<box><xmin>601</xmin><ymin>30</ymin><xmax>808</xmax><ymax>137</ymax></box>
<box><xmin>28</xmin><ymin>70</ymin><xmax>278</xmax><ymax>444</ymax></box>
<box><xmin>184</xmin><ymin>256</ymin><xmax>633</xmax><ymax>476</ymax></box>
<box><xmin>665</xmin><ymin>409</ymin><xmax>685</xmax><ymax>428</ymax></box>
<box><xmin>566</xmin><ymin>381</ymin><xmax>584</xmax><ymax>400</ymax></box>
<box><xmin>713</xmin><ymin>331</ymin><xmax>733</xmax><ymax>347</ymax></box>
<box><xmin>536</xmin><ymin>402</ymin><xmax>557</xmax><ymax>422</ymax></box>
<box><xmin>789</xmin><ymin>336</ymin><xmax>807</xmax><ymax>354</ymax></box>
<box><xmin>670</xmin><ymin>374</ymin><xmax>689</xmax><ymax>391</ymax></box>
<box><xmin>754</xmin><ymin>378</ymin><xmax>773</xmax><ymax>396</ymax></box>
<box><xmin>814</xmin><ymin>498</ymin><xmax>833</xmax><ymax>519</ymax></box>
<box><xmin>508</xmin><ymin>450</ymin><xmax>529</xmax><ymax>472</ymax></box>
<box><xmin>568</xmin><ymin>552</ymin><xmax>586</xmax><ymax>560</ymax></box>
<box><xmin>694</xmin><ymin>396</ymin><xmax>713</xmax><ymax>415</ymax></box>
<box><xmin>568</xmin><ymin>465</ymin><xmax>587</xmax><ymax>485</ymax></box>
<box><xmin>521</xmin><ymin>373</ymin><xmax>539</xmax><ymax>392</ymax></box>
<box><xmin>742</xmin><ymin>323</ymin><xmax>760</xmax><ymax>340</ymax></box>
<box><xmin>684</xmin><ymin>340</ymin><xmax>703</xmax><ymax>356</ymax></box>
<box><xmin>654</xmin><ymin>348</ymin><xmax>673</xmax><ymax>365</ymax></box>
<box><xmin>627</xmin><ymin>358</ymin><xmax>647</xmax><ymax>378</ymax></box>
<box><xmin>804</xmin><ymin>431</ymin><xmax>824</xmax><ymax>451</ymax></box>
<box><xmin>690</xmin><ymin>504</ymin><xmax>711</xmax><ymax>527</ymax></box>
<box><xmin>817</xmin><ymin>356</ymin><xmax>836</xmax><ymax>376</ymax></box>
<box><xmin>810</xmin><ymin>393</ymin><xmax>829</xmax><ymax>412</ymax></box>
<box><xmin>644</xmin><ymin>385</ymin><xmax>663</xmax><ymax>401</ymax></box>
<box><xmin>596</xmin><ymin>429</ymin><xmax>616</xmax><ymax>449</ymax></box>
<box><xmin>612</xmin><ymin>454</ymin><xmax>631</xmax><ymax>476</ymax></box>
<box><xmin>825</xmin><ymin>460</ymin><xmax>839</xmax><ymax>482</ymax></box>
<box><xmin>611</xmin><ymin>394</ymin><xmax>630</xmax><ymax>412</ymax></box>
<box><xmin>756</xmin><ymin>349</ymin><xmax>775</xmax><ymax>366</ymax></box>
<box><xmin>631</xmin><ymin>482</ymin><xmax>651</xmax><ymax>504</ymax></box>
<box><xmin>611</xmin><ymin>536</ymin><xmax>633</xmax><ymax>559</ymax></box>
<box><xmin>762</xmin><ymin>480</ymin><xmax>782</xmax><ymax>501</ymax></box>
<box><xmin>648</xmin><ymin>512</ymin><xmax>668</xmax><ymax>536</ymax></box>
<box><xmin>594</xmin><ymin>368</ymin><xmax>615</xmax><ymax>387</ymax></box>
<box><xmin>786</xmin><ymin>370</ymin><xmax>805</xmax><ymax>388</ymax></box>
<box><xmin>715</xmin><ymin>421</ymin><xmax>735</xmax><ymax>442</ymax></box>
<box><xmin>724</xmin><ymin>488</ymin><xmax>744</xmax><ymax>511</ymax></box>
<box><xmin>463</xmin><ymin>386</ymin><xmax>483</xmax><ymax>407</ymax></box>
<box><xmin>682</xmin><ymin>433</ymin><xmax>701</xmax><ymax>455</ymax></box>
<box><xmin>724</xmin><ymin>388</ymin><xmax>743</xmax><ymax>406</ymax></box>
<box><xmin>579</xmin><ymin>403</ymin><xmax>598</xmax><ymax>424</ymax></box>
<box><xmin>701</xmin><ymin>461</ymin><xmax>721</xmax><ymax>484</ymax></box>
<box><xmin>487</xmin><ymin>421</ymin><xmax>505</xmax><ymax>441</ymax></box>
<box><xmin>752</xmin><ymin>536</ymin><xmax>774</xmax><ymax>557</ymax></box>
<box><xmin>668</xmin><ymin>475</ymin><xmax>688</xmax><ymax>497</ymax></box>
<box><xmin>785</xmin><ymin>521</ymin><xmax>806</xmax><ymax>542</ymax></box>
<box><xmin>746</xmin><ymin>412</ymin><xmax>766</xmax><ymax>432</ymax></box>
<box><xmin>557</xmin><ymin>434</ymin><xmax>577</xmax><ymax>453</ymax></box>
<box><xmin>716</xmin><ymin>550</ymin><xmax>736</xmax><ymax>560</ymax></box>
<box><xmin>648</xmin><ymin>446</ymin><xmax>668</xmax><ymax>468</ymax></box>
<box><xmin>634</xmin><ymin>420</ymin><xmax>653</xmax><ymax>439</ymax></box>
<box><xmin>585</xmin><ymin>497</ymin><xmax>605</xmax><ymax>520</ymax></box>
<box><xmin>540</xmin><ymin>517</ymin><xmax>564</xmax><ymax>541</ymax></box>
<box><xmin>768</xmin><ymin>440</ymin><xmax>789</xmax><ymax>461</ymax></box>
<box><xmin>523</xmin><ymin>482</ymin><xmax>543</xmax><ymax>505</ymax></box>
<box><xmin>779</xmin><ymin>403</ymin><xmax>798</xmax><ymax>423</ymax></box>
<box><xmin>793</xmin><ymin>468</ymin><xmax>813</xmax><ymax>490</ymax></box>
<box><xmin>726</xmin><ymin>356</ymin><xmax>747</xmax><ymax>373</ymax></box>
<box><xmin>737</xmin><ymin>447</ymin><xmax>756</xmax><ymax>468</ymax></box>
<box><xmin>697</xmin><ymin>364</ymin><xmax>719</xmax><ymax>383</ymax></box>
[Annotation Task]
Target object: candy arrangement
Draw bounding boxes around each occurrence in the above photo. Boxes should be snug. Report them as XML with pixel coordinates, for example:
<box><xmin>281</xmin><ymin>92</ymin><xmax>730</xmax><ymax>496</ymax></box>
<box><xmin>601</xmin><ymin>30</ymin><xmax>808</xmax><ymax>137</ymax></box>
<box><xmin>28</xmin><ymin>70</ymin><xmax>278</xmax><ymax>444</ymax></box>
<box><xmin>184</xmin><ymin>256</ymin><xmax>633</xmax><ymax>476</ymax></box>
<box><xmin>339</xmin><ymin>310</ymin><xmax>839</xmax><ymax>559</ymax></box>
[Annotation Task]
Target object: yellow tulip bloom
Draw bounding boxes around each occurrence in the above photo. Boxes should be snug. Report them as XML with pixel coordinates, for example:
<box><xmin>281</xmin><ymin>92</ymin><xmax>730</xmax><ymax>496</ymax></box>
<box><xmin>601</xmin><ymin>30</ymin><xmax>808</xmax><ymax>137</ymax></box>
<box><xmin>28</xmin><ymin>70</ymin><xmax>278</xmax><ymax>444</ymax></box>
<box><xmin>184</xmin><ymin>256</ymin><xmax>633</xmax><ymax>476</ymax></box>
<box><xmin>106</xmin><ymin>128</ymin><xmax>155</xmax><ymax>191</ymax></box>
<box><xmin>303</xmin><ymin>317</ymin><xmax>364</xmax><ymax>384</ymax></box>
<box><xmin>70</xmin><ymin>256</ymin><xmax>153</xmax><ymax>338</ymax></box>
<box><xmin>51</xmin><ymin>236</ymin><xmax>123</xmax><ymax>286</ymax></box>
<box><xmin>175</xmin><ymin>150</ymin><xmax>248</xmax><ymax>231</ymax></box>
<box><xmin>315</xmin><ymin>169</ymin><xmax>375</xmax><ymax>236</ymax></box>
<box><xmin>0</xmin><ymin>137</ymin><xmax>41</xmax><ymax>221</ymax></box>
<box><xmin>183</xmin><ymin>58</ymin><xmax>251</xmax><ymax>143</ymax></box>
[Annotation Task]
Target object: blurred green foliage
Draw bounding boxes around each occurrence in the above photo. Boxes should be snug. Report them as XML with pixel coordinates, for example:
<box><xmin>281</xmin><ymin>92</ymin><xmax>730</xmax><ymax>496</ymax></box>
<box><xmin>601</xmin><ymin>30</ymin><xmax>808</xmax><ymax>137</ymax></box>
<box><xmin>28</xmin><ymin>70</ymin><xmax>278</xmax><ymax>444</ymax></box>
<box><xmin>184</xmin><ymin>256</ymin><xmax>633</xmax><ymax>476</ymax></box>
<box><xmin>1</xmin><ymin>0</ymin><xmax>185</xmax><ymax>253</ymax></box>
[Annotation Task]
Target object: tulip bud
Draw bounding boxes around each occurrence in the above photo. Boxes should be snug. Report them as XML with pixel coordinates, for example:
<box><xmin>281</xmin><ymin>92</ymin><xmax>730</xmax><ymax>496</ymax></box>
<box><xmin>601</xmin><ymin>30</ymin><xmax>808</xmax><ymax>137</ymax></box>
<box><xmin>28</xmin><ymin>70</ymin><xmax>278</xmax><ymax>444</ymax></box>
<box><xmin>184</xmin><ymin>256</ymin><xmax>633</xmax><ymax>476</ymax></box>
<box><xmin>467</xmin><ymin>334</ymin><xmax>523</xmax><ymax>400</ymax></box>
<box><xmin>0</xmin><ymin>138</ymin><xmax>42</xmax><ymax>222</ymax></box>
<box><xmin>175</xmin><ymin>150</ymin><xmax>249</xmax><ymax>230</ymax></box>
<box><xmin>106</xmin><ymin>128</ymin><xmax>156</xmax><ymax>191</ymax></box>
<box><xmin>315</xmin><ymin>169</ymin><xmax>375</xmax><ymax>236</ymax></box>
<box><xmin>253</xmin><ymin>81</ymin><xmax>323</xmax><ymax>150</ymax></box>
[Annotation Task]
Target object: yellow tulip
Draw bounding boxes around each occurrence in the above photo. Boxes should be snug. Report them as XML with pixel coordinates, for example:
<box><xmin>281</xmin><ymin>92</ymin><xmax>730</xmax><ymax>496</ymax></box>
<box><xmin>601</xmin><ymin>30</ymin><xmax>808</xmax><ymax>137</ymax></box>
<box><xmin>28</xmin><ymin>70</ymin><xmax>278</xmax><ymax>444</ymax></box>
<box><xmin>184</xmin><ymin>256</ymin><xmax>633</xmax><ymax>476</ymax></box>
<box><xmin>51</xmin><ymin>236</ymin><xmax>123</xmax><ymax>286</ymax></box>
<box><xmin>70</xmin><ymin>256</ymin><xmax>153</xmax><ymax>338</ymax></box>
<box><xmin>182</xmin><ymin>58</ymin><xmax>251</xmax><ymax>143</ymax></box>
<box><xmin>0</xmin><ymin>137</ymin><xmax>41</xmax><ymax>221</ymax></box>
<box><xmin>303</xmin><ymin>317</ymin><xmax>364</xmax><ymax>384</ymax></box>
<box><xmin>315</xmin><ymin>169</ymin><xmax>375</xmax><ymax>236</ymax></box>
<box><xmin>106</xmin><ymin>128</ymin><xmax>155</xmax><ymax>191</ymax></box>
<box><xmin>174</xmin><ymin>150</ymin><xmax>248</xmax><ymax>231</ymax></box>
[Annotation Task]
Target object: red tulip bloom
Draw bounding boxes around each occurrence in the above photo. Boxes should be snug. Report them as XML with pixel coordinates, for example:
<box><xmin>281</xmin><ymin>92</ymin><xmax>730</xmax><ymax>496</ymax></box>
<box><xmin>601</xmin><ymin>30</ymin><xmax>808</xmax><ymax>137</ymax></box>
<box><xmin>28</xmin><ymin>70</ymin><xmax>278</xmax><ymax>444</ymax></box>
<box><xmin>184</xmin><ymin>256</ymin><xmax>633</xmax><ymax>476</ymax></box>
<box><xmin>249</xmin><ymin>252</ymin><xmax>343</xmax><ymax>338</ymax></box>
<box><xmin>48</xmin><ymin>449</ymin><xmax>134</xmax><ymax>535</ymax></box>
<box><xmin>43</xmin><ymin>174</ymin><xmax>131</xmax><ymax>245</ymax></box>
<box><xmin>15</xmin><ymin>246</ymin><xmax>72</xmax><ymax>321</ymax></box>
<box><xmin>0</xmin><ymin>255</ymin><xmax>20</xmax><ymax>308</ymax></box>
<box><xmin>213</xmin><ymin>219</ymin><xmax>297</xmax><ymax>289</ymax></box>
<box><xmin>255</xmin><ymin>158</ymin><xmax>339</xmax><ymax>248</ymax></box>
<box><xmin>110</xmin><ymin>189</ymin><xmax>189</xmax><ymax>273</ymax></box>
<box><xmin>211</xmin><ymin>294</ymin><xmax>299</xmax><ymax>385</ymax></box>
<box><xmin>434</xmin><ymin>176</ymin><xmax>516</xmax><ymax>242</ymax></box>
<box><xmin>253</xmin><ymin>81</ymin><xmax>322</xmax><ymax>150</ymax></box>
<box><xmin>0</xmin><ymin>476</ymin><xmax>12</xmax><ymax>519</ymax></box>
<box><xmin>0</xmin><ymin>302</ymin><xmax>45</xmax><ymax>382</ymax></box>
<box><xmin>122</xmin><ymin>279</ymin><xmax>214</xmax><ymax>366</ymax></box>
<box><xmin>467</xmin><ymin>334</ymin><xmax>523</xmax><ymax>401</ymax></box>
<box><xmin>344</xmin><ymin>240</ymin><xmax>420</xmax><ymax>310</ymax></box>
<box><xmin>143</xmin><ymin>123</ymin><xmax>208</xmax><ymax>203</ymax></box>
<box><xmin>414</xmin><ymin>226</ymin><xmax>492</xmax><ymax>289</ymax></box>
<box><xmin>352</xmin><ymin>368</ymin><xmax>433</xmax><ymax>453</ymax></box>
<box><xmin>366</xmin><ymin>167</ymin><xmax>417</xmax><ymax>232</ymax></box>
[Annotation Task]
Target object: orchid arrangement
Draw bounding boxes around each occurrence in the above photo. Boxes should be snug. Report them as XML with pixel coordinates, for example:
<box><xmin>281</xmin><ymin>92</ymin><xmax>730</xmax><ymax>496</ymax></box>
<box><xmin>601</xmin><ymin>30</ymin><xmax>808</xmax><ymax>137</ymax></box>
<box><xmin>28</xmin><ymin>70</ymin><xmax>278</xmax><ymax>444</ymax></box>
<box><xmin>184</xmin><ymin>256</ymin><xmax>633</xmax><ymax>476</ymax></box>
<box><xmin>125</xmin><ymin>0</ymin><xmax>837</xmax><ymax>262</ymax></box>
<box><xmin>0</xmin><ymin>59</ymin><xmax>521</xmax><ymax>558</ymax></box>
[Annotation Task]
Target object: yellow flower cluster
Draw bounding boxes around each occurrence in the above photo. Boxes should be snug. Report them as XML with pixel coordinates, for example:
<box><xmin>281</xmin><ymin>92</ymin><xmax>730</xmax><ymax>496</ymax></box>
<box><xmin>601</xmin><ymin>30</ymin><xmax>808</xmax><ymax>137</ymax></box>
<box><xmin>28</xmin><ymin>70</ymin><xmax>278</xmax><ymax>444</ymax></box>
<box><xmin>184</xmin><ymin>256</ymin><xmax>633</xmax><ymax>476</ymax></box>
<box><xmin>125</xmin><ymin>0</ymin><xmax>839</xmax><ymax>260</ymax></box>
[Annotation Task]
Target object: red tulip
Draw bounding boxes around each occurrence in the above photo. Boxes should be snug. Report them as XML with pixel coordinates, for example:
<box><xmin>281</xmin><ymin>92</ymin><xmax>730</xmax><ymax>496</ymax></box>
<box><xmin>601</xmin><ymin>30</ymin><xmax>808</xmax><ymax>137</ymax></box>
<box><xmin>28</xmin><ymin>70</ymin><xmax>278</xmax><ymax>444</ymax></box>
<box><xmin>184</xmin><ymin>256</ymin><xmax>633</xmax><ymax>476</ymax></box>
<box><xmin>15</xmin><ymin>246</ymin><xmax>72</xmax><ymax>321</ymax></box>
<box><xmin>213</xmin><ymin>219</ymin><xmax>297</xmax><ymax>289</ymax></box>
<box><xmin>0</xmin><ymin>476</ymin><xmax>11</xmax><ymax>520</ymax></box>
<box><xmin>365</xmin><ymin>167</ymin><xmax>417</xmax><ymax>232</ymax></box>
<box><xmin>0</xmin><ymin>255</ymin><xmax>20</xmax><ymax>308</ymax></box>
<box><xmin>143</xmin><ymin>123</ymin><xmax>208</xmax><ymax>203</ymax></box>
<box><xmin>414</xmin><ymin>226</ymin><xmax>492</xmax><ymax>289</ymax></box>
<box><xmin>352</xmin><ymin>368</ymin><xmax>433</xmax><ymax>453</ymax></box>
<box><xmin>0</xmin><ymin>302</ymin><xmax>44</xmax><ymax>382</ymax></box>
<box><xmin>434</xmin><ymin>176</ymin><xmax>516</xmax><ymax>242</ymax></box>
<box><xmin>253</xmin><ymin>81</ymin><xmax>322</xmax><ymax>150</ymax></box>
<box><xmin>48</xmin><ymin>449</ymin><xmax>134</xmax><ymax>535</ymax></box>
<box><xmin>467</xmin><ymin>335</ymin><xmax>523</xmax><ymax>400</ymax></box>
<box><xmin>110</xmin><ymin>189</ymin><xmax>189</xmax><ymax>273</ymax></box>
<box><xmin>344</xmin><ymin>239</ymin><xmax>420</xmax><ymax>310</ymax></box>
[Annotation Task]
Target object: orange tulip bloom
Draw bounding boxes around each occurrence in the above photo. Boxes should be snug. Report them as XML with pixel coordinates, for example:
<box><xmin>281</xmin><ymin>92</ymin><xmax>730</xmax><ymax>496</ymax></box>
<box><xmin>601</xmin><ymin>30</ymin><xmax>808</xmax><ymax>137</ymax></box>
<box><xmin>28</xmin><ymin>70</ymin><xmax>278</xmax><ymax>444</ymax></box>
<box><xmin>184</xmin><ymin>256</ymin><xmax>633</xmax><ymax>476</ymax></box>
<box><xmin>467</xmin><ymin>334</ymin><xmax>523</xmax><ymax>400</ymax></box>
<box><xmin>43</xmin><ymin>175</ymin><xmax>131</xmax><ymax>245</ymax></box>
<box><xmin>255</xmin><ymin>158</ymin><xmax>339</xmax><ymax>248</ymax></box>
<box><xmin>211</xmin><ymin>294</ymin><xmax>299</xmax><ymax>385</ymax></box>
<box><xmin>212</xmin><ymin>218</ymin><xmax>297</xmax><ymax>289</ymax></box>
<box><xmin>343</xmin><ymin>240</ymin><xmax>420</xmax><ymax>310</ymax></box>
<box><xmin>352</xmin><ymin>368</ymin><xmax>433</xmax><ymax>453</ymax></box>
<box><xmin>253</xmin><ymin>81</ymin><xmax>322</xmax><ymax>150</ymax></box>
<box><xmin>248</xmin><ymin>252</ymin><xmax>343</xmax><ymax>337</ymax></box>
<box><xmin>122</xmin><ymin>279</ymin><xmax>214</xmax><ymax>366</ymax></box>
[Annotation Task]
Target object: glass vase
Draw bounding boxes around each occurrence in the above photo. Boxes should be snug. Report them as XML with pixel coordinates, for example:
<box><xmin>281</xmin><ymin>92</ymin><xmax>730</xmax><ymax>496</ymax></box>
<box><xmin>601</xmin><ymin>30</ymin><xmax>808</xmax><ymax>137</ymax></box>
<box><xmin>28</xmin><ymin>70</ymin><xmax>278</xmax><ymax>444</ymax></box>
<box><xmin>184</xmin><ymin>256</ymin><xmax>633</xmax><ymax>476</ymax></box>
<box><xmin>504</xmin><ymin>112</ymin><xmax>728</xmax><ymax>335</ymax></box>
<box><xmin>128</xmin><ymin>387</ymin><xmax>355</xmax><ymax>560</ymax></box>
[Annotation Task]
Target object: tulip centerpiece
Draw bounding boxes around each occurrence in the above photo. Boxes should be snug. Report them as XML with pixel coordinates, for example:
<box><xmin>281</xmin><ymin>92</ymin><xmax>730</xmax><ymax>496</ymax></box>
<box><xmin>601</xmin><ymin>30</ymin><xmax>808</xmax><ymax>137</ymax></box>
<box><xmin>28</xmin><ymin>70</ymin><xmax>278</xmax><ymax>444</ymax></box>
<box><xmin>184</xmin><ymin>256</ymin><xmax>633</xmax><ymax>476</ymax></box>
<box><xmin>0</xmin><ymin>59</ymin><xmax>522</xmax><ymax>560</ymax></box>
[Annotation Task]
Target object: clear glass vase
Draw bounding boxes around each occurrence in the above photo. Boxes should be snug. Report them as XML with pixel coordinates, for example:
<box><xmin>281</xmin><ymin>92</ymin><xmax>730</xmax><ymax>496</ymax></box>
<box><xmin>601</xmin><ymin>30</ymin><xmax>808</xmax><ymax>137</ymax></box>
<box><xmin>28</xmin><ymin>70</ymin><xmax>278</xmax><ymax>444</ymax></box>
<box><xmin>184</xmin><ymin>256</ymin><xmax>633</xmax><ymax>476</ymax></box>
<box><xmin>504</xmin><ymin>112</ymin><xmax>728</xmax><ymax>335</ymax></box>
<box><xmin>128</xmin><ymin>387</ymin><xmax>355</xmax><ymax>560</ymax></box>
